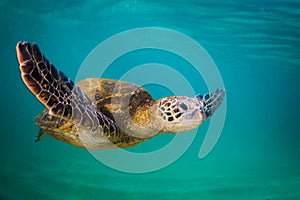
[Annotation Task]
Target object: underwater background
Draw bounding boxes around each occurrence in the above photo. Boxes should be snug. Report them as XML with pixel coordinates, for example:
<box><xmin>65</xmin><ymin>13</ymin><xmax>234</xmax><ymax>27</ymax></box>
<box><xmin>0</xmin><ymin>0</ymin><xmax>300</xmax><ymax>199</ymax></box>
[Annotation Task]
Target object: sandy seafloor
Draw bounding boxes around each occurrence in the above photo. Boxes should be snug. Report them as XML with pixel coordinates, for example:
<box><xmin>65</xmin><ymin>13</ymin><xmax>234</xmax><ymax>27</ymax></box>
<box><xmin>0</xmin><ymin>1</ymin><xmax>299</xmax><ymax>199</ymax></box>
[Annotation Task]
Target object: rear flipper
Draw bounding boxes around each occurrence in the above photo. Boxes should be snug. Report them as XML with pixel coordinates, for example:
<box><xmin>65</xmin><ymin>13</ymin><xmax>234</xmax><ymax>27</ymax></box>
<box><xmin>35</xmin><ymin>129</ymin><xmax>46</xmax><ymax>142</ymax></box>
<box><xmin>196</xmin><ymin>89</ymin><xmax>225</xmax><ymax>118</ymax></box>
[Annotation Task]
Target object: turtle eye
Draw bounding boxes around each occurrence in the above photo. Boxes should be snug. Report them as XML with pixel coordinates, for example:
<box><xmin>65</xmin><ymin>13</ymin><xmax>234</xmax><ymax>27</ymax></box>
<box><xmin>179</xmin><ymin>102</ymin><xmax>188</xmax><ymax>111</ymax></box>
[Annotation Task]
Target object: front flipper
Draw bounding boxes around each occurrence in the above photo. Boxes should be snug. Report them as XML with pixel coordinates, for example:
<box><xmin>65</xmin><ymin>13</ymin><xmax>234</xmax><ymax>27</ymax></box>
<box><xmin>196</xmin><ymin>89</ymin><xmax>225</xmax><ymax>118</ymax></box>
<box><xmin>17</xmin><ymin>42</ymin><xmax>74</xmax><ymax>119</ymax></box>
<box><xmin>16</xmin><ymin>42</ymin><xmax>119</xmax><ymax>137</ymax></box>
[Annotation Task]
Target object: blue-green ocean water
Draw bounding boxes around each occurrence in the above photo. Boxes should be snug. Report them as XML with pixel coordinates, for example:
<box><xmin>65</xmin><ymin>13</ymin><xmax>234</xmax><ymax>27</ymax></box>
<box><xmin>1</xmin><ymin>1</ymin><xmax>300</xmax><ymax>199</ymax></box>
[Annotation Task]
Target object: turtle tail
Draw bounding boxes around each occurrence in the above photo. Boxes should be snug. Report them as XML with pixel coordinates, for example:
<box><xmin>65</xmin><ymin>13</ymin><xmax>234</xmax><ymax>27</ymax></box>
<box><xmin>196</xmin><ymin>89</ymin><xmax>225</xmax><ymax>118</ymax></box>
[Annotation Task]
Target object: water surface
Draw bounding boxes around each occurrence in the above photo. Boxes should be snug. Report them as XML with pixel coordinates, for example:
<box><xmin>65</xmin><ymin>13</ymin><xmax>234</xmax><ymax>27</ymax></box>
<box><xmin>0</xmin><ymin>1</ymin><xmax>299</xmax><ymax>199</ymax></box>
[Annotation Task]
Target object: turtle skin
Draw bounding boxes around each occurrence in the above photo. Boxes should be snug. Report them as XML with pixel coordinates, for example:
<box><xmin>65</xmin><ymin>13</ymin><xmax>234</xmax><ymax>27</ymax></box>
<box><xmin>17</xmin><ymin>42</ymin><xmax>153</xmax><ymax>149</ymax></box>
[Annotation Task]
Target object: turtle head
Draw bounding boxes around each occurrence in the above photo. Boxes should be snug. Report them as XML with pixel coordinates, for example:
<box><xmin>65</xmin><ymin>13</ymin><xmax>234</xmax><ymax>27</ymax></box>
<box><xmin>155</xmin><ymin>89</ymin><xmax>225</xmax><ymax>133</ymax></box>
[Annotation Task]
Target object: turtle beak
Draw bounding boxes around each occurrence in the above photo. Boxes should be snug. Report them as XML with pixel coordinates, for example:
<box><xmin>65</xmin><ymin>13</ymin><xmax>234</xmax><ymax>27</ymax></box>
<box><xmin>182</xmin><ymin>109</ymin><xmax>203</xmax><ymax>122</ymax></box>
<box><xmin>175</xmin><ymin>109</ymin><xmax>203</xmax><ymax>133</ymax></box>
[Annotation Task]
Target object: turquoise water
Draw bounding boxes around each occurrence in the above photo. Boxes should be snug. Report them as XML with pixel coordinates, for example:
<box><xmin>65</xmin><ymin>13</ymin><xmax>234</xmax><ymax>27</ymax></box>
<box><xmin>1</xmin><ymin>1</ymin><xmax>300</xmax><ymax>199</ymax></box>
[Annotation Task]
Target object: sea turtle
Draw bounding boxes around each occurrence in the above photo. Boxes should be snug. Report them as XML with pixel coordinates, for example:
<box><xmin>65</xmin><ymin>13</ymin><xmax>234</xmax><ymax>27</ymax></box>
<box><xmin>16</xmin><ymin>41</ymin><xmax>225</xmax><ymax>150</ymax></box>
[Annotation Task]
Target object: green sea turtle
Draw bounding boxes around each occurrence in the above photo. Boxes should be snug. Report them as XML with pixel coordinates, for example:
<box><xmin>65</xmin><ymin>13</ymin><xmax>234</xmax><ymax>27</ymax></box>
<box><xmin>16</xmin><ymin>41</ymin><xmax>225</xmax><ymax>150</ymax></box>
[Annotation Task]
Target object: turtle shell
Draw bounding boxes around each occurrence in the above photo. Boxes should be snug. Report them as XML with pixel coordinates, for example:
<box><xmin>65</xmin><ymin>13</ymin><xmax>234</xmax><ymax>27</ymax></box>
<box><xmin>76</xmin><ymin>78</ymin><xmax>155</xmax><ymax>127</ymax></box>
<box><xmin>35</xmin><ymin>78</ymin><xmax>156</xmax><ymax>146</ymax></box>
